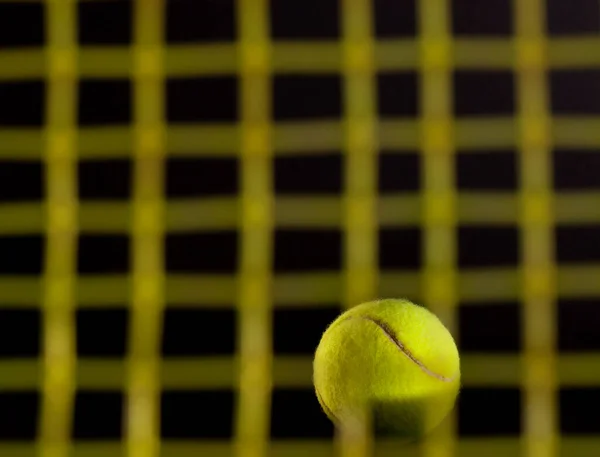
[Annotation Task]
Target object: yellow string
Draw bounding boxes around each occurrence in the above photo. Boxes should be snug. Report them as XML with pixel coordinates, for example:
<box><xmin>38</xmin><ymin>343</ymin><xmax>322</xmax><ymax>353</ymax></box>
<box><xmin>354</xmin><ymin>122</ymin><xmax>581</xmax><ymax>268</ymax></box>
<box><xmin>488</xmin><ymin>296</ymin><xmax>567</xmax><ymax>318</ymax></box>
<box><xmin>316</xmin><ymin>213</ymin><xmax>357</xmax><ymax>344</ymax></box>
<box><xmin>127</xmin><ymin>2</ymin><xmax>165</xmax><ymax>457</ymax></box>
<box><xmin>40</xmin><ymin>1</ymin><xmax>77</xmax><ymax>456</ymax></box>
<box><xmin>236</xmin><ymin>1</ymin><xmax>273</xmax><ymax>457</ymax></box>
<box><xmin>515</xmin><ymin>1</ymin><xmax>558</xmax><ymax>457</ymax></box>
<box><xmin>420</xmin><ymin>0</ymin><xmax>458</xmax><ymax>456</ymax></box>
<box><xmin>338</xmin><ymin>0</ymin><xmax>378</xmax><ymax>455</ymax></box>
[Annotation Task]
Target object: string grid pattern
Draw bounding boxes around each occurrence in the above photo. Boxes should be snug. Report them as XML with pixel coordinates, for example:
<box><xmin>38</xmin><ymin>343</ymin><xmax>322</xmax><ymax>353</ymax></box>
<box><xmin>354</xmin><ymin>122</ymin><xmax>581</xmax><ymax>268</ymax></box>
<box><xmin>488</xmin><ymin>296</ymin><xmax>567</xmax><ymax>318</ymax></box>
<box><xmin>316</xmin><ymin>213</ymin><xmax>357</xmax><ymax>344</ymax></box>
<box><xmin>0</xmin><ymin>1</ymin><xmax>599</xmax><ymax>456</ymax></box>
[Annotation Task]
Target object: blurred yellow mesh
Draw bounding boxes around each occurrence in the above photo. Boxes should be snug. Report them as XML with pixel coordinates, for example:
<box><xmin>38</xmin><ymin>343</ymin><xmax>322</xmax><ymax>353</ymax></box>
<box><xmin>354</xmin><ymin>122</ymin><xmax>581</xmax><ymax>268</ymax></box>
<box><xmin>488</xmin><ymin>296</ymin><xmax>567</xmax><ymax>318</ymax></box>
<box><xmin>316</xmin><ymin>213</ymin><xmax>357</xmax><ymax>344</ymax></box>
<box><xmin>0</xmin><ymin>1</ymin><xmax>598</xmax><ymax>457</ymax></box>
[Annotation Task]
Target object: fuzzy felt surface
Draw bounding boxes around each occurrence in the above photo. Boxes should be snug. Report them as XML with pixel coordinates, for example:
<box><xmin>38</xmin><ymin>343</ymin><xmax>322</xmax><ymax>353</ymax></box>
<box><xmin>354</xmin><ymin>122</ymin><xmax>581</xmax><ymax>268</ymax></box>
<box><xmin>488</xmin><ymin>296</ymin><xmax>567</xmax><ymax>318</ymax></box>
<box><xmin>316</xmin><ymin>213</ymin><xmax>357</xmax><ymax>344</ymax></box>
<box><xmin>313</xmin><ymin>299</ymin><xmax>461</xmax><ymax>437</ymax></box>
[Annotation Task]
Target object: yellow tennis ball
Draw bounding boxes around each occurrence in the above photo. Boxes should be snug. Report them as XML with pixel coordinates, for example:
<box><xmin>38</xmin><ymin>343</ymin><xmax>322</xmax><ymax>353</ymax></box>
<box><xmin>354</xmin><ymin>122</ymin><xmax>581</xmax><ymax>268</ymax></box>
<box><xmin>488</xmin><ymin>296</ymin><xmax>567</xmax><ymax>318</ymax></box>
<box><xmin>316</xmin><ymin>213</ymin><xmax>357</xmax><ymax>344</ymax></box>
<box><xmin>313</xmin><ymin>298</ymin><xmax>460</xmax><ymax>438</ymax></box>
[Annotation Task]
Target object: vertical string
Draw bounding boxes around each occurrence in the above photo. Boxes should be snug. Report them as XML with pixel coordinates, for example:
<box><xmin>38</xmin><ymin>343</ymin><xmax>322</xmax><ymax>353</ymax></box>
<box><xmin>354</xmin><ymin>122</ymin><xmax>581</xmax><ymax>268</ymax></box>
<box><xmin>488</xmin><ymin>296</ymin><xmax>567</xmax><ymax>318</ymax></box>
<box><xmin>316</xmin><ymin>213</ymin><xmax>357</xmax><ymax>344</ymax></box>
<box><xmin>339</xmin><ymin>0</ymin><xmax>377</xmax><ymax>455</ymax></box>
<box><xmin>236</xmin><ymin>1</ymin><xmax>273</xmax><ymax>457</ymax></box>
<box><xmin>515</xmin><ymin>1</ymin><xmax>557</xmax><ymax>457</ymax></box>
<box><xmin>127</xmin><ymin>1</ymin><xmax>165</xmax><ymax>457</ymax></box>
<box><xmin>40</xmin><ymin>1</ymin><xmax>77</xmax><ymax>456</ymax></box>
<box><xmin>419</xmin><ymin>0</ymin><xmax>457</xmax><ymax>456</ymax></box>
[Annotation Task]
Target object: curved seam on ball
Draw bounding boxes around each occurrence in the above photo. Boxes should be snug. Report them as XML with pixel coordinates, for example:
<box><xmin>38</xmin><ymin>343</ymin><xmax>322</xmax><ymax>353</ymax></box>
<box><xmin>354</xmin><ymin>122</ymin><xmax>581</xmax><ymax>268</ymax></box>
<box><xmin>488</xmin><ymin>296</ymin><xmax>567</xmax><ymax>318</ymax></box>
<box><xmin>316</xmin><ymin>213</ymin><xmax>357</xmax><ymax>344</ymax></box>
<box><xmin>357</xmin><ymin>316</ymin><xmax>455</xmax><ymax>382</ymax></box>
<box><xmin>315</xmin><ymin>385</ymin><xmax>338</xmax><ymax>422</ymax></box>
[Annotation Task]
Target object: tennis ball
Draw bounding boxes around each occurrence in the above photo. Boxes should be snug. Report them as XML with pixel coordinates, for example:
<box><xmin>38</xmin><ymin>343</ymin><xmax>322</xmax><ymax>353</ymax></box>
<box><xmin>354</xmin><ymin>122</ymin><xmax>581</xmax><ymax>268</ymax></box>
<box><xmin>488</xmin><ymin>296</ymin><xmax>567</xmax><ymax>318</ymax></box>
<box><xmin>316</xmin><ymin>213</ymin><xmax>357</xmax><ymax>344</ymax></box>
<box><xmin>313</xmin><ymin>299</ymin><xmax>460</xmax><ymax>438</ymax></box>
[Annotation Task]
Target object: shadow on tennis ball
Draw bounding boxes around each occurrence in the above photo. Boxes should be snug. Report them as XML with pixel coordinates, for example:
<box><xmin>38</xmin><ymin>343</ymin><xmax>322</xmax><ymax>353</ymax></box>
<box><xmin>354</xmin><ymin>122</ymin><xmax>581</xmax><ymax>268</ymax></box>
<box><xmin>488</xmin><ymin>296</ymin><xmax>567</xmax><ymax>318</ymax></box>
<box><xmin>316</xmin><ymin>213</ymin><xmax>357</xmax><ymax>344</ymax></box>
<box><xmin>369</xmin><ymin>394</ymin><xmax>456</xmax><ymax>443</ymax></box>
